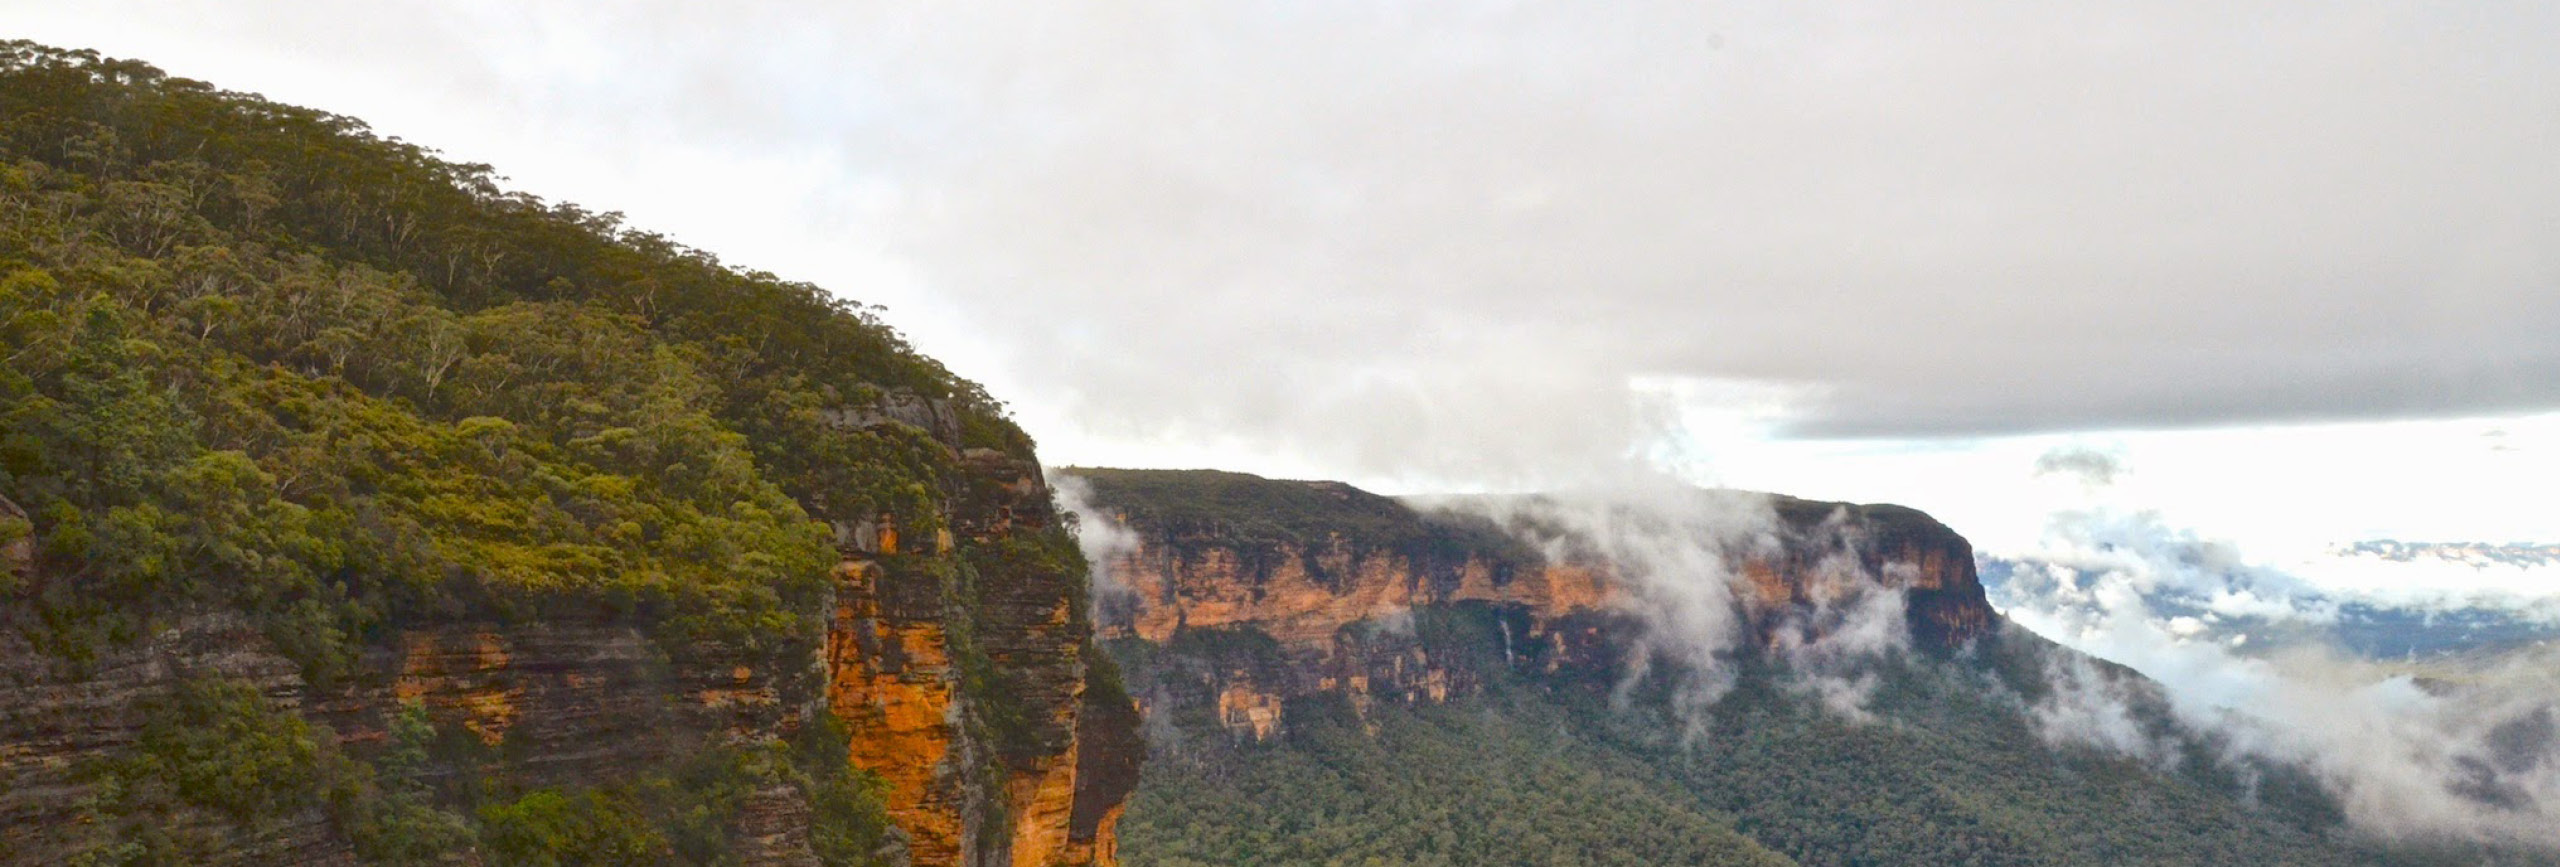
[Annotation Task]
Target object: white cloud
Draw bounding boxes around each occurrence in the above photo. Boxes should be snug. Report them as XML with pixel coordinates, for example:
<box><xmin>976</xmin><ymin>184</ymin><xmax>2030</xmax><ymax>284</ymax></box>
<box><xmin>1998</xmin><ymin>507</ymin><xmax>2560</xmax><ymax>848</ymax></box>
<box><xmin>14</xmin><ymin>1</ymin><xmax>2560</xmax><ymax>492</ymax></box>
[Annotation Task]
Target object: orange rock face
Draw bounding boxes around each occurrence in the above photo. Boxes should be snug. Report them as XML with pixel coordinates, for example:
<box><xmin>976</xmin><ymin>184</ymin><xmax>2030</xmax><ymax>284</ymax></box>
<box><xmin>1103</xmin><ymin>504</ymin><xmax>1997</xmax><ymax>660</ymax></box>
<box><xmin>1110</xmin><ymin>543</ymin><xmax>1614</xmax><ymax>648</ymax></box>
<box><xmin>1005</xmin><ymin>740</ymin><xmax>1082</xmax><ymax>866</ymax></box>
<box><xmin>827</xmin><ymin>559</ymin><xmax>966</xmax><ymax>865</ymax></box>
<box><xmin>1068</xmin><ymin>804</ymin><xmax>1124</xmax><ymax>866</ymax></box>
<box><xmin>1215</xmin><ymin>681</ymin><xmax>1286</xmax><ymax>741</ymax></box>
<box><xmin>1452</xmin><ymin>561</ymin><xmax>1612</xmax><ymax>616</ymax></box>
<box><xmin>393</xmin><ymin>631</ymin><xmax>523</xmax><ymax>746</ymax></box>
<box><xmin>1082</xmin><ymin>488</ymin><xmax>2003</xmax><ymax>748</ymax></box>
<box><xmin>828</xmin><ymin>545</ymin><xmax>1137</xmax><ymax>867</ymax></box>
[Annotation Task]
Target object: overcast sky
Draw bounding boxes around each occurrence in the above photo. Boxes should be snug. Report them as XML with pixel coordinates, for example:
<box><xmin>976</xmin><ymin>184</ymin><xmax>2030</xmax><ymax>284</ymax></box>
<box><xmin>11</xmin><ymin>1</ymin><xmax>2557</xmax><ymax>566</ymax></box>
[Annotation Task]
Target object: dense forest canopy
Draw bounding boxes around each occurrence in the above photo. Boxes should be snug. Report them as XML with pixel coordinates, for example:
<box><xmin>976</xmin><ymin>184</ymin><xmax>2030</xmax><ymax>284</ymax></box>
<box><xmin>1109</xmin><ymin>610</ymin><xmax>2527</xmax><ymax>867</ymax></box>
<box><xmin>0</xmin><ymin>35</ymin><xmax>1041</xmax><ymax>678</ymax></box>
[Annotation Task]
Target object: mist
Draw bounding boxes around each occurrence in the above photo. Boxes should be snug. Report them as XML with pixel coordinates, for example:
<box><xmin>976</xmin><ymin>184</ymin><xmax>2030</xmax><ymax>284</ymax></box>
<box><xmin>1992</xmin><ymin>462</ymin><xmax>2560</xmax><ymax>848</ymax></box>
<box><xmin>1417</xmin><ymin>482</ymin><xmax>1930</xmax><ymax>735</ymax></box>
<box><xmin>1051</xmin><ymin>473</ymin><xmax>1141</xmax><ymax>623</ymax></box>
<box><xmin>1446</xmin><ymin>486</ymin><xmax>1774</xmax><ymax>732</ymax></box>
<box><xmin>1458</xmin><ymin>478</ymin><xmax>2560</xmax><ymax>846</ymax></box>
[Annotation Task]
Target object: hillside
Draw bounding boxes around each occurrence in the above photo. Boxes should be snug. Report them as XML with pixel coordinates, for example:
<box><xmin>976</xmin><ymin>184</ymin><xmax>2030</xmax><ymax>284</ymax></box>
<box><xmin>1063</xmin><ymin>469</ymin><xmax>2493</xmax><ymax>866</ymax></box>
<box><xmin>0</xmin><ymin>41</ymin><xmax>1135</xmax><ymax>866</ymax></box>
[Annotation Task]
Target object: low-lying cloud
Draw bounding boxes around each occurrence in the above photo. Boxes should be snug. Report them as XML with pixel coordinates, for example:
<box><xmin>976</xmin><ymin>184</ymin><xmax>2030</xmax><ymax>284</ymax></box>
<box><xmin>1451</xmin><ymin>486</ymin><xmax>1775</xmax><ymax>733</ymax></box>
<box><xmin>1437</xmin><ymin>482</ymin><xmax>1920</xmax><ymax>733</ymax></box>
<box><xmin>1998</xmin><ymin>506</ymin><xmax>2560</xmax><ymax>848</ymax></box>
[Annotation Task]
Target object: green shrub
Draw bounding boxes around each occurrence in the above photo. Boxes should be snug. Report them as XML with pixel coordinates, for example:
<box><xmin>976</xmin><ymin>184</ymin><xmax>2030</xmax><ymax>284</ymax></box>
<box><xmin>478</xmin><ymin>789</ymin><xmax>669</xmax><ymax>867</ymax></box>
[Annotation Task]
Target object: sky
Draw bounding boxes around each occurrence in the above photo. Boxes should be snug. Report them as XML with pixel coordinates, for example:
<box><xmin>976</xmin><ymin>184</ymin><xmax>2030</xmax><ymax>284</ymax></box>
<box><xmin>12</xmin><ymin>1</ymin><xmax>2556</xmax><ymax>595</ymax></box>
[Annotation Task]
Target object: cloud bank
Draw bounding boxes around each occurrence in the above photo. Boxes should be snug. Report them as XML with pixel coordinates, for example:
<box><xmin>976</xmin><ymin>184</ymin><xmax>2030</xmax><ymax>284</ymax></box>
<box><xmin>1998</xmin><ymin>504</ymin><xmax>2560</xmax><ymax>848</ymax></box>
<box><xmin>19</xmin><ymin>1</ymin><xmax>2560</xmax><ymax>483</ymax></box>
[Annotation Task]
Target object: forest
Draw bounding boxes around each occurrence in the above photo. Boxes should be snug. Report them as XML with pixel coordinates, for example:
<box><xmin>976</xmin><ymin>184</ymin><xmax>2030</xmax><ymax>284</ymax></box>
<box><xmin>1110</xmin><ymin>605</ymin><xmax>2527</xmax><ymax>867</ymax></box>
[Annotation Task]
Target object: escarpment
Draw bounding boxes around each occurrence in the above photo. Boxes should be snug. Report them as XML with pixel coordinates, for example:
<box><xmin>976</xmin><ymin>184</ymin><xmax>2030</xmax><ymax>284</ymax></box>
<box><xmin>1064</xmin><ymin>469</ymin><xmax>1997</xmax><ymax>741</ymax></box>
<box><xmin>0</xmin><ymin>43</ymin><xmax>1136</xmax><ymax>867</ymax></box>
<box><xmin>1</xmin><ymin>403</ymin><xmax>1140</xmax><ymax>867</ymax></box>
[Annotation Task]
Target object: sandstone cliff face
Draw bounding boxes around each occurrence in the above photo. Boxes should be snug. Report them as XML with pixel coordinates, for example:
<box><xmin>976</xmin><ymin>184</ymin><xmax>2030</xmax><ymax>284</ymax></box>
<box><xmin>816</xmin><ymin>415</ymin><xmax>1138</xmax><ymax>867</ymax></box>
<box><xmin>0</xmin><ymin>615</ymin><xmax>346</xmax><ymax>865</ymax></box>
<box><xmin>1070</xmin><ymin>470</ymin><xmax>1996</xmax><ymax>741</ymax></box>
<box><xmin>1099</xmin><ymin>493</ymin><xmax>1992</xmax><ymax>651</ymax></box>
<box><xmin>0</xmin><ymin>613</ymin><xmax>813</xmax><ymax>865</ymax></box>
<box><xmin>1760</xmin><ymin>497</ymin><xmax>1997</xmax><ymax>651</ymax></box>
<box><xmin>829</xmin><ymin>558</ymin><xmax>965</xmax><ymax>864</ymax></box>
<box><xmin>0</xmin><ymin>397</ymin><xmax>1141</xmax><ymax>867</ymax></box>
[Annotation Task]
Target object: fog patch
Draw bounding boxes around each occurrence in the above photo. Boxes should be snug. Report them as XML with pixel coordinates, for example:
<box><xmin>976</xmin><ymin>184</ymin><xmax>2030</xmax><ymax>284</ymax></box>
<box><xmin>1771</xmin><ymin>584</ymin><xmax>1909</xmax><ymax>723</ymax></box>
<box><xmin>1442</xmin><ymin>483</ymin><xmax>1774</xmax><ymax>737</ymax></box>
<box><xmin>1051</xmin><ymin>473</ymin><xmax>1141</xmax><ymax>622</ymax></box>
<box><xmin>1361</xmin><ymin>606</ymin><xmax>1417</xmax><ymax>638</ymax></box>
<box><xmin>2028</xmin><ymin>651</ymin><xmax>2182</xmax><ymax>769</ymax></box>
<box><xmin>1760</xmin><ymin>517</ymin><xmax>1917</xmax><ymax>723</ymax></box>
<box><xmin>2003</xmin><ymin>509</ymin><xmax>2338</xmax><ymax>628</ymax></box>
<box><xmin>1436</xmin><ymin>481</ymin><xmax>1922</xmax><ymax>733</ymax></box>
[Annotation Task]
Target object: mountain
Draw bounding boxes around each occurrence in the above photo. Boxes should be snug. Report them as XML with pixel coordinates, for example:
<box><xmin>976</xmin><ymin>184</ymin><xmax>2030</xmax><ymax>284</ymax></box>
<box><xmin>1980</xmin><ymin>552</ymin><xmax>2560</xmax><ymax>661</ymax></box>
<box><xmin>1062</xmin><ymin>468</ymin><xmax>2511</xmax><ymax>866</ymax></box>
<box><xmin>0</xmin><ymin>42</ymin><xmax>1134</xmax><ymax>866</ymax></box>
<box><xmin>2340</xmin><ymin>541</ymin><xmax>2560</xmax><ymax>572</ymax></box>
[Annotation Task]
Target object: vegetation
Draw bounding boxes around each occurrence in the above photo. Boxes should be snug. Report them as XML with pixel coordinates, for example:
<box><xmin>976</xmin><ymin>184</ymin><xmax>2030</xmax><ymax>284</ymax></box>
<box><xmin>0</xmin><ymin>38</ymin><xmax>1032</xmax><ymax>674</ymax></box>
<box><xmin>0</xmin><ymin>40</ymin><xmax>1057</xmax><ymax>862</ymax></box>
<box><xmin>71</xmin><ymin>678</ymin><xmax>335</xmax><ymax>864</ymax></box>
<box><xmin>1109</xmin><ymin>605</ymin><xmax>2454</xmax><ymax>867</ymax></box>
<box><xmin>1124</xmin><ymin>692</ymin><xmax>1796</xmax><ymax>867</ymax></box>
<box><xmin>1062</xmin><ymin>467</ymin><xmax>1539</xmax><ymax>588</ymax></box>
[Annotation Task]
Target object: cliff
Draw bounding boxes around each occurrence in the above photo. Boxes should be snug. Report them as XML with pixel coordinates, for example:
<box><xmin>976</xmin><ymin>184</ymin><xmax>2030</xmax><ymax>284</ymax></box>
<box><xmin>1092</xmin><ymin>473</ymin><xmax>2421</xmax><ymax>866</ymax></box>
<box><xmin>0</xmin><ymin>42</ymin><xmax>1136</xmax><ymax>867</ymax></box>
<box><xmin>1064</xmin><ymin>469</ymin><xmax>1996</xmax><ymax>740</ymax></box>
<box><xmin>821</xmin><ymin>443</ymin><xmax>1137</xmax><ymax>867</ymax></box>
<box><xmin>2</xmin><ymin>410</ymin><xmax>1135</xmax><ymax>867</ymax></box>
<box><xmin>1</xmin><ymin>614</ymin><xmax>815</xmax><ymax>865</ymax></box>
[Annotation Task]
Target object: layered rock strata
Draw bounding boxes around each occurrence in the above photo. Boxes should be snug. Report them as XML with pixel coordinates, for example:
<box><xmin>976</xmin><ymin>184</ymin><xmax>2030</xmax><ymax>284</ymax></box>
<box><xmin>2</xmin><ymin>397</ymin><xmax>1142</xmax><ymax>867</ymax></box>
<box><xmin>1068</xmin><ymin>470</ymin><xmax>1996</xmax><ymax>741</ymax></box>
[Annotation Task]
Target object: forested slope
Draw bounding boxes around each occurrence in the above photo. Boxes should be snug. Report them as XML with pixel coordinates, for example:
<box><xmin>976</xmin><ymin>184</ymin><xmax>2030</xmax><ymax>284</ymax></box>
<box><xmin>0</xmin><ymin>40</ymin><xmax>1134</xmax><ymax>866</ymax></box>
<box><xmin>1115</xmin><ymin>615</ymin><xmax>2403</xmax><ymax>867</ymax></box>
